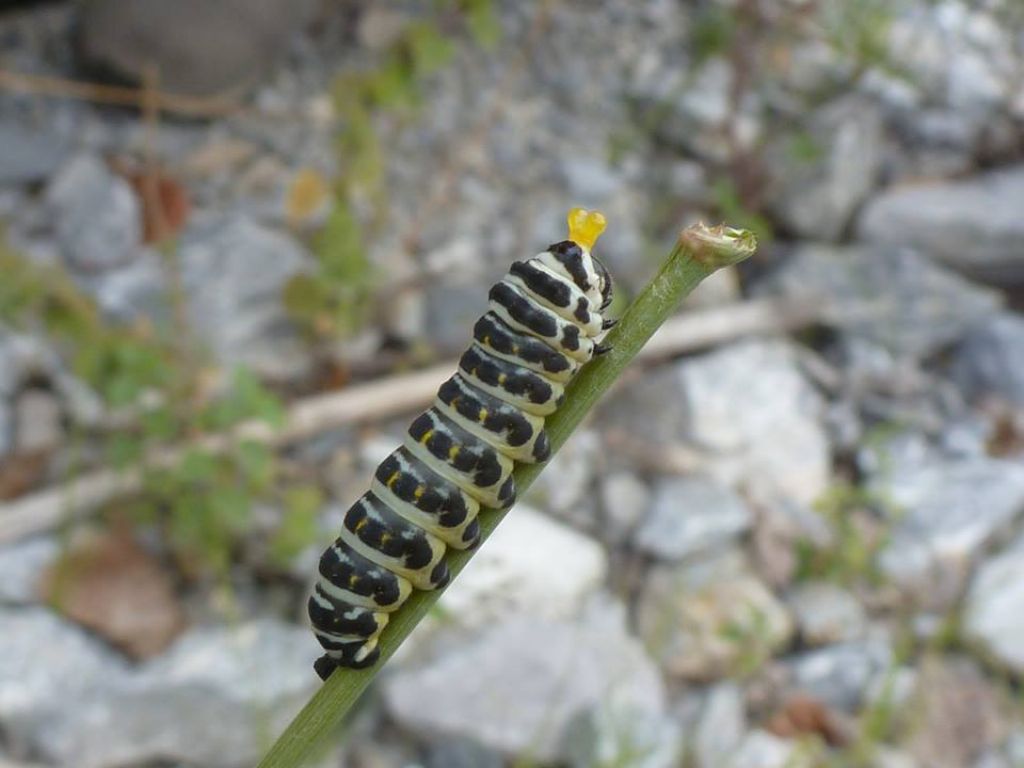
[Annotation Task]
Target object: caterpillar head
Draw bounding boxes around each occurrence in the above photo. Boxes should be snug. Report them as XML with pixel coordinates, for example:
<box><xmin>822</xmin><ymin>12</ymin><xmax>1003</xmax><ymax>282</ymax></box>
<box><xmin>546</xmin><ymin>207</ymin><xmax>613</xmax><ymax>309</ymax></box>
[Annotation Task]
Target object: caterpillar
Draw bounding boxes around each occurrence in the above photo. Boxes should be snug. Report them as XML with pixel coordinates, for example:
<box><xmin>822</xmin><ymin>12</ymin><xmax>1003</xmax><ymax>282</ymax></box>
<box><xmin>308</xmin><ymin>207</ymin><xmax>614</xmax><ymax>679</ymax></box>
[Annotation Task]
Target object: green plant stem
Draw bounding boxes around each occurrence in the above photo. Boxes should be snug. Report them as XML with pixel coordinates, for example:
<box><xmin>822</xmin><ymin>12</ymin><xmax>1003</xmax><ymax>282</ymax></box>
<box><xmin>256</xmin><ymin>223</ymin><xmax>756</xmax><ymax>768</ymax></box>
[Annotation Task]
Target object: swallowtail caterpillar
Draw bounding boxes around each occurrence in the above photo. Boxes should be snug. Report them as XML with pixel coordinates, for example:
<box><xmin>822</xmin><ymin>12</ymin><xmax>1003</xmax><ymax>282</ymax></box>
<box><xmin>308</xmin><ymin>208</ymin><xmax>614</xmax><ymax>678</ymax></box>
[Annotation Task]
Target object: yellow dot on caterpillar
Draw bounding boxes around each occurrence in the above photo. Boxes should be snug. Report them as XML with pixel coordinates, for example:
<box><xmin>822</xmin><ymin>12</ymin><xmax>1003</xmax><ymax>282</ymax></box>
<box><xmin>567</xmin><ymin>207</ymin><xmax>607</xmax><ymax>250</ymax></box>
<box><xmin>387</xmin><ymin>471</ymin><xmax>400</xmax><ymax>488</ymax></box>
<box><xmin>420</xmin><ymin>428</ymin><xmax>434</xmax><ymax>445</ymax></box>
<box><xmin>477</xmin><ymin>408</ymin><xmax>488</xmax><ymax>422</ymax></box>
<box><xmin>413</xmin><ymin>486</ymin><xmax>425</xmax><ymax>499</ymax></box>
<box><xmin>497</xmin><ymin>373</ymin><xmax>507</xmax><ymax>384</ymax></box>
<box><xmin>448</xmin><ymin>445</ymin><xmax>460</xmax><ymax>460</ymax></box>
<box><xmin>380</xmin><ymin>533</ymin><xmax>391</xmax><ymax>544</ymax></box>
<box><xmin>355</xmin><ymin>517</ymin><xmax>368</xmax><ymax>531</ymax></box>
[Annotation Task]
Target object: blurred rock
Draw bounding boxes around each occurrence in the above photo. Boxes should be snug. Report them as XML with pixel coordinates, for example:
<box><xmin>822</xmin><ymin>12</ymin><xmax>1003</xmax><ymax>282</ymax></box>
<box><xmin>953</xmin><ymin>313</ymin><xmax>1024</xmax><ymax>408</ymax></box>
<box><xmin>964</xmin><ymin>531</ymin><xmax>1024</xmax><ymax>674</ymax></box>
<box><xmin>76</xmin><ymin>0</ymin><xmax>317</xmax><ymax>97</ymax></box>
<box><xmin>46</xmin><ymin>154</ymin><xmax>142</xmax><ymax>273</ymax></box>
<box><xmin>421</xmin><ymin>279</ymin><xmax>489</xmax><ymax>352</ymax></box>
<box><xmin>751</xmin><ymin>498</ymin><xmax>835</xmax><ymax>589</ymax></box>
<box><xmin>767</xmin><ymin>96</ymin><xmax>884</xmax><ymax>241</ymax></box>
<box><xmin>786</xmin><ymin>631</ymin><xmax>894</xmax><ymax>713</ymax></box>
<box><xmin>423</xmin><ymin>740</ymin><xmax>504</xmax><ymax>768</ymax></box>
<box><xmin>857</xmin><ymin>166</ymin><xmax>1024</xmax><ymax>284</ymax></box>
<box><xmin>694</xmin><ymin>682</ymin><xmax>746</xmax><ymax>768</ymax></box>
<box><xmin>559</xmin><ymin>155</ymin><xmax>624</xmax><ymax>203</ymax></box>
<box><xmin>524</xmin><ymin>429</ymin><xmax>601</xmax><ymax>527</ymax></box>
<box><xmin>637</xmin><ymin>551</ymin><xmax>793</xmax><ymax>681</ymax></box>
<box><xmin>603</xmin><ymin>341</ymin><xmax>828</xmax><ymax>505</ymax></box>
<box><xmin>0</xmin><ymin>120</ymin><xmax>70</xmax><ymax>185</ymax></box>
<box><xmin>875</xmin><ymin>458</ymin><xmax>1024</xmax><ymax>609</ymax></box>
<box><xmin>646</xmin><ymin>57</ymin><xmax>762</xmax><ymax>163</ymax></box>
<box><xmin>438</xmin><ymin>504</ymin><xmax>608</xmax><ymax>627</ymax></box>
<box><xmin>562</xmin><ymin>703</ymin><xmax>685</xmax><ymax>768</ymax></box>
<box><xmin>0</xmin><ymin>608</ymin><xmax>130</xmax><ymax>759</ymax></box>
<box><xmin>729</xmin><ymin>730</ymin><xmax>813</xmax><ymax>768</ymax></box>
<box><xmin>384</xmin><ymin>602</ymin><xmax>664</xmax><ymax>762</ymax></box>
<box><xmin>41</xmin><ymin>620</ymin><xmax>318</xmax><ymax>768</ymax></box>
<box><xmin>599</xmin><ymin>470</ymin><xmax>650</xmax><ymax>545</ymax></box>
<box><xmin>83</xmin><ymin>247</ymin><xmax>169</xmax><ymax>325</ymax></box>
<box><xmin>634</xmin><ymin>476</ymin><xmax>751</xmax><ymax>562</ymax></box>
<box><xmin>756</xmin><ymin>243</ymin><xmax>1000</xmax><ymax>359</ymax></box>
<box><xmin>12</xmin><ymin>389</ymin><xmax>61</xmax><ymax>454</ymax></box>
<box><xmin>908</xmin><ymin>657</ymin><xmax>1009</xmax><ymax>768</ymax></box>
<box><xmin>787</xmin><ymin>583</ymin><xmax>867</xmax><ymax>646</ymax></box>
<box><xmin>178</xmin><ymin>213</ymin><xmax>312</xmax><ymax>380</ymax></box>
<box><xmin>764</xmin><ymin>694</ymin><xmax>852</xmax><ymax>748</ymax></box>
<box><xmin>0</xmin><ymin>538</ymin><xmax>58</xmax><ymax>605</ymax></box>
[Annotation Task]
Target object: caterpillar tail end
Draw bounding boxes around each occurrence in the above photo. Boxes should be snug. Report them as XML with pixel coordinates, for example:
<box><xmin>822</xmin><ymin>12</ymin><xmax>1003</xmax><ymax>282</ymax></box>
<box><xmin>567</xmin><ymin>207</ymin><xmax>607</xmax><ymax>250</ymax></box>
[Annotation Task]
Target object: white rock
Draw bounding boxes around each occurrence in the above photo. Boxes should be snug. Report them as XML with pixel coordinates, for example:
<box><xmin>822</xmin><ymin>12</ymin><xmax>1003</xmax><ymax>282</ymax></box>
<box><xmin>787</xmin><ymin>583</ymin><xmax>867</xmax><ymax>646</ymax></box>
<box><xmin>964</xmin><ymin>533</ymin><xmax>1024</xmax><ymax>673</ymax></box>
<box><xmin>439</xmin><ymin>505</ymin><xmax>607</xmax><ymax>626</ymax></box>
<box><xmin>46</xmin><ymin>154</ymin><xmax>142</xmax><ymax>273</ymax></box>
<box><xmin>599</xmin><ymin>470</ymin><xmax>650</xmax><ymax>544</ymax></box>
<box><xmin>384</xmin><ymin>603</ymin><xmax>664</xmax><ymax>762</ymax></box>
<box><xmin>728</xmin><ymin>730</ymin><xmax>813</xmax><ymax>768</ymax></box>
<box><xmin>637</xmin><ymin>552</ymin><xmax>793</xmax><ymax>681</ymax></box>
<box><xmin>876</xmin><ymin>458</ymin><xmax>1024</xmax><ymax>609</ymax></box>
<box><xmin>694</xmin><ymin>683</ymin><xmax>746</xmax><ymax>768</ymax></box>
<box><xmin>0</xmin><ymin>538</ymin><xmax>59</xmax><ymax>605</ymax></box>
<box><xmin>679</xmin><ymin>341</ymin><xmax>829</xmax><ymax>505</ymax></box>
<box><xmin>634</xmin><ymin>477</ymin><xmax>751</xmax><ymax>562</ymax></box>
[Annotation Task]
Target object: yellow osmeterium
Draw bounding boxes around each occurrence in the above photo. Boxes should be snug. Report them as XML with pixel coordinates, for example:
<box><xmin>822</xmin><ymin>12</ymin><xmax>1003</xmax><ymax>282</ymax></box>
<box><xmin>566</xmin><ymin>207</ymin><xmax>607</xmax><ymax>251</ymax></box>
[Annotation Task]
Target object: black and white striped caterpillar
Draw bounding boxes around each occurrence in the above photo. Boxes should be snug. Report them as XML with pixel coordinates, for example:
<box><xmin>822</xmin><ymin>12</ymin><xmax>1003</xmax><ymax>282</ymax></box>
<box><xmin>308</xmin><ymin>208</ymin><xmax>614</xmax><ymax>678</ymax></box>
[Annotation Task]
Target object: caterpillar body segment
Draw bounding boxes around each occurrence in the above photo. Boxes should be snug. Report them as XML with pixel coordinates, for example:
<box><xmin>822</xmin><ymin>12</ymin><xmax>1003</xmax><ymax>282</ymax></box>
<box><xmin>310</xmin><ymin>208</ymin><xmax>613</xmax><ymax>678</ymax></box>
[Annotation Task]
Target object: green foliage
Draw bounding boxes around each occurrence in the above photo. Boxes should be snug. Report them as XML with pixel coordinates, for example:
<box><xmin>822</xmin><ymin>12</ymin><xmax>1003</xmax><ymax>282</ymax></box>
<box><xmin>796</xmin><ymin>482</ymin><xmax>890</xmax><ymax>587</ymax></box>
<box><xmin>1</xmin><ymin>240</ymin><xmax>320</xmax><ymax>575</ymax></box>
<box><xmin>290</xmin><ymin>1</ymin><xmax>499</xmax><ymax>342</ymax></box>
<box><xmin>689</xmin><ymin>3</ymin><xmax>737</xmax><ymax>64</ymax></box>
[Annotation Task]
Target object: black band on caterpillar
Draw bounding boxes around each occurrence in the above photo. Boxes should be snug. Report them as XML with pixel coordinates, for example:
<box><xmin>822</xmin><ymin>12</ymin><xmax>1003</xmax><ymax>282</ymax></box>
<box><xmin>309</xmin><ymin>208</ymin><xmax>614</xmax><ymax>679</ymax></box>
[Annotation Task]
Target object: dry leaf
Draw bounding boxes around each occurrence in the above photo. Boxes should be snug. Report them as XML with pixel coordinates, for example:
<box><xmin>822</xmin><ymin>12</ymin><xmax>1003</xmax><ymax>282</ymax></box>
<box><xmin>285</xmin><ymin>167</ymin><xmax>331</xmax><ymax>227</ymax></box>
<box><xmin>765</xmin><ymin>694</ymin><xmax>852</xmax><ymax>747</ymax></box>
<box><xmin>41</xmin><ymin>528</ymin><xmax>187</xmax><ymax>659</ymax></box>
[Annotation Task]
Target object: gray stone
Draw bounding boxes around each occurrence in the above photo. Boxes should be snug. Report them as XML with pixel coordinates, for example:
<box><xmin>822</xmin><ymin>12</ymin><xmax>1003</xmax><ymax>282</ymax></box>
<box><xmin>422</xmin><ymin>280</ymin><xmax>489</xmax><ymax>353</ymax></box>
<box><xmin>694</xmin><ymin>683</ymin><xmax>746</xmax><ymax>768</ymax></box>
<box><xmin>178</xmin><ymin>213</ymin><xmax>312</xmax><ymax>379</ymax></box>
<box><xmin>524</xmin><ymin>429</ymin><xmax>600</xmax><ymax>520</ymax></box>
<box><xmin>756</xmin><ymin>243</ymin><xmax>1000</xmax><ymax>359</ymax></box>
<box><xmin>13</xmin><ymin>389</ymin><xmax>62</xmax><ymax>454</ymax></box>
<box><xmin>637</xmin><ymin>552</ymin><xmax>793</xmax><ymax>681</ymax></box>
<box><xmin>875</xmin><ymin>458</ymin><xmax>1024</xmax><ymax>609</ymax></box>
<box><xmin>46</xmin><ymin>154</ymin><xmax>142</xmax><ymax>273</ymax></box>
<box><xmin>857</xmin><ymin>166</ymin><xmax>1024</xmax><ymax>283</ymax></box>
<box><xmin>964</xmin><ymin>532</ymin><xmax>1024</xmax><ymax>673</ymax></box>
<box><xmin>599</xmin><ymin>470</ymin><xmax>650</xmax><ymax>545</ymax></box>
<box><xmin>0</xmin><ymin>538</ymin><xmax>59</xmax><ymax>605</ymax></box>
<box><xmin>953</xmin><ymin>313</ymin><xmax>1024</xmax><ymax>408</ymax></box>
<box><xmin>767</xmin><ymin>96</ymin><xmax>884</xmax><ymax>241</ymax></box>
<box><xmin>384</xmin><ymin>603</ymin><xmax>664</xmax><ymax>762</ymax></box>
<box><xmin>751</xmin><ymin>498</ymin><xmax>835</xmax><ymax>589</ymax></box>
<box><xmin>559</xmin><ymin>156</ymin><xmax>623</xmax><ymax>203</ymax></box>
<box><xmin>787</xmin><ymin>631</ymin><xmax>894</xmax><ymax>713</ymax></box>
<box><xmin>84</xmin><ymin>248</ymin><xmax>169</xmax><ymax>325</ymax></box>
<box><xmin>634</xmin><ymin>477</ymin><xmax>752</xmax><ymax>562</ymax></box>
<box><xmin>562</xmin><ymin>704</ymin><xmax>685</xmax><ymax>768</ymax></box>
<box><xmin>0</xmin><ymin>121</ymin><xmax>71</xmax><ymax>185</ymax></box>
<box><xmin>0</xmin><ymin>608</ymin><xmax>130</xmax><ymax>758</ymax></box>
<box><xmin>787</xmin><ymin>583</ymin><xmax>867</xmax><ymax>646</ymax></box>
<box><xmin>39</xmin><ymin>619</ymin><xmax>318</xmax><ymax>768</ymax></box>
<box><xmin>603</xmin><ymin>341</ymin><xmax>828</xmax><ymax>506</ymax></box>
<box><xmin>438</xmin><ymin>504</ymin><xmax>607</xmax><ymax>627</ymax></box>
<box><xmin>77</xmin><ymin>0</ymin><xmax>317</xmax><ymax>97</ymax></box>
<box><xmin>728</xmin><ymin>730</ymin><xmax>813</xmax><ymax>768</ymax></box>
<box><xmin>424</xmin><ymin>740</ymin><xmax>504</xmax><ymax>768</ymax></box>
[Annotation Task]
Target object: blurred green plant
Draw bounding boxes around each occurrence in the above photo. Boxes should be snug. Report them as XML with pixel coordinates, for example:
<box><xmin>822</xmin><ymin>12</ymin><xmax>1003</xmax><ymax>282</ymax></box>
<box><xmin>795</xmin><ymin>482</ymin><xmax>892</xmax><ymax>587</ymax></box>
<box><xmin>1</xmin><ymin>241</ymin><xmax>321</xmax><ymax>576</ymax></box>
<box><xmin>284</xmin><ymin>0</ymin><xmax>499</xmax><ymax>341</ymax></box>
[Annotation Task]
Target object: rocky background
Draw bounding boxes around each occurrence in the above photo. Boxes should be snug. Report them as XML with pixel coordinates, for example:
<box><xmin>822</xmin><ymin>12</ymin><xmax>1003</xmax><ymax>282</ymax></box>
<box><xmin>1</xmin><ymin>1</ymin><xmax>1024</xmax><ymax>766</ymax></box>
